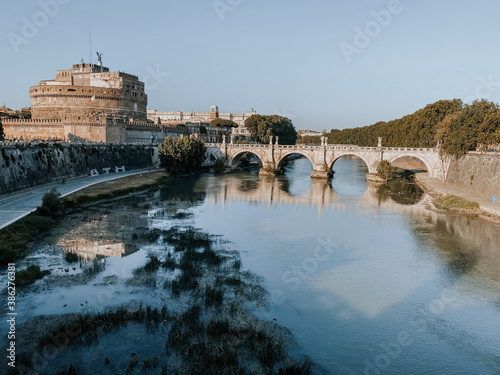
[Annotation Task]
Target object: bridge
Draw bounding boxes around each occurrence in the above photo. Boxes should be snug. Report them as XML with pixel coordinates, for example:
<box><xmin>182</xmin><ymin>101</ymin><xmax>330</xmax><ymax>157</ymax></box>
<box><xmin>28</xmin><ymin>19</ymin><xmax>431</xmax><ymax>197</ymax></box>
<box><xmin>205</xmin><ymin>136</ymin><xmax>448</xmax><ymax>180</ymax></box>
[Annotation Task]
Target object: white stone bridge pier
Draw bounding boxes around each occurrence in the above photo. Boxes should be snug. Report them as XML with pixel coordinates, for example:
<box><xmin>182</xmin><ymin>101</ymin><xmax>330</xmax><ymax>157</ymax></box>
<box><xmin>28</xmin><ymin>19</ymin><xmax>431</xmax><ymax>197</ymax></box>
<box><xmin>205</xmin><ymin>136</ymin><xmax>449</xmax><ymax>181</ymax></box>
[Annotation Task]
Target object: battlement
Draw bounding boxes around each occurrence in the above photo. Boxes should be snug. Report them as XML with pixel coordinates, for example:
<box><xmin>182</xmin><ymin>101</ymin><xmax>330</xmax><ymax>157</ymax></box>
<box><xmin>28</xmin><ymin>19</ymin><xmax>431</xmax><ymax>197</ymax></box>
<box><xmin>3</xmin><ymin>118</ymin><xmax>62</xmax><ymax>124</ymax></box>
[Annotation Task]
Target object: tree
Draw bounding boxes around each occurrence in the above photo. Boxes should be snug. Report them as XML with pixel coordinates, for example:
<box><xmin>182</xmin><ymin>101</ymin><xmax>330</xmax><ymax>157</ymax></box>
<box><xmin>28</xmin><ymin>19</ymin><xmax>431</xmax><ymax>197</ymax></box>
<box><xmin>244</xmin><ymin>114</ymin><xmax>297</xmax><ymax>145</ymax></box>
<box><xmin>436</xmin><ymin>100</ymin><xmax>500</xmax><ymax>157</ymax></box>
<box><xmin>478</xmin><ymin>112</ymin><xmax>500</xmax><ymax>150</ymax></box>
<box><xmin>326</xmin><ymin>99</ymin><xmax>463</xmax><ymax>147</ymax></box>
<box><xmin>377</xmin><ymin>160</ymin><xmax>396</xmax><ymax>181</ymax></box>
<box><xmin>213</xmin><ymin>158</ymin><xmax>226</xmax><ymax>173</ymax></box>
<box><xmin>159</xmin><ymin>136</ymin><xmax>207</xmax><ymax>176</ymax></box>
<box><xmin>210</xmin><ymin>118</ymin><xmax>238</xmax><ymax>128</ymax></box>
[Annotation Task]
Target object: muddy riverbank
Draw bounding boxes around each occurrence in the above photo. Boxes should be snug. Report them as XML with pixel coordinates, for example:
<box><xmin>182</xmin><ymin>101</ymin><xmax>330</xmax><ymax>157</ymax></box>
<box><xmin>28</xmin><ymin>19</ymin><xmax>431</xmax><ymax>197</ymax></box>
<box><xmin>4</xmin><ymin>186</ymin><xmax>313</xmax><ymax>375</ymax></box>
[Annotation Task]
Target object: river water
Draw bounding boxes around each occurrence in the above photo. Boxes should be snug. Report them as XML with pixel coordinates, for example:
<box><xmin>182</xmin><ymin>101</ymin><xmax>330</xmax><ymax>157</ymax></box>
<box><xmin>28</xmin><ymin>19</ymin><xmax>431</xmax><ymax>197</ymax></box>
<box><xmin>163</xmin><ymin>157</ymin><xmax>500</xmax><ymax>374</ymax></box>
<box><xmin>3</xmin><ymin>156</ymin><xmax>500</xmax><ymax>374</ymax></box>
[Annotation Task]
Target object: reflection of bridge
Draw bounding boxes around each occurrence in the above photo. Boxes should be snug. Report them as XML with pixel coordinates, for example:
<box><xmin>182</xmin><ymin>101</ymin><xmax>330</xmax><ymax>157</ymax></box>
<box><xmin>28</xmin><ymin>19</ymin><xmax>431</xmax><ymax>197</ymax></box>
<box><xmin>206</xmin><ymin>138</ymin><xmax>448</xmax><ymax>180</ymax></box>
<box><xmin>202</xmin><ymin>173</ymin><xmax>431</xmax><ymax>216</ymax></box>
<box><xmin>202</xmin><ymin>172</ymin><xmax>500</xmax><ymax>294</ymax></box>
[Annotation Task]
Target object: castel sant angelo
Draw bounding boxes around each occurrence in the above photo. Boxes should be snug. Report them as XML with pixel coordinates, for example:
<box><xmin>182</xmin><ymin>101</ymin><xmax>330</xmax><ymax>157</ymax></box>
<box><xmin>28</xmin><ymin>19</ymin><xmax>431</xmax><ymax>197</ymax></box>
<box><xmin>2</xmin><ymin>58</ymin><xmax>253</xmax><ymax>143</ymax></box>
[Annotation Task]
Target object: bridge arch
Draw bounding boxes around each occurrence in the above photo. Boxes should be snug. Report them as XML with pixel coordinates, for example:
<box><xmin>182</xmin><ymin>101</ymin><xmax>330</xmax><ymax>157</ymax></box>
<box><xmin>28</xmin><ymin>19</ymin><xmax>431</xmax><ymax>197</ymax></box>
<box><xmin>204</xmin><ymin>149</ymin><xmax>219</xmax><ymax>163</ymax></box>
<box><xmin>329</xmin><ymin>153</ymin><xmax>373</xmax><ymax>173</ymax></box>
<box><xmin>389</xmin><ymin>154</ymin><xmax>431</xmax><ymax>174</ymax></box>
<box><xmin>228</xmin><ymin>149</ymin><xmax>265</xmax><ymax>167</ymax></box>
<box><xmin>276</xmin><ymin>151</ymin><xmax>315</xmax><ymax>170</ymax></box>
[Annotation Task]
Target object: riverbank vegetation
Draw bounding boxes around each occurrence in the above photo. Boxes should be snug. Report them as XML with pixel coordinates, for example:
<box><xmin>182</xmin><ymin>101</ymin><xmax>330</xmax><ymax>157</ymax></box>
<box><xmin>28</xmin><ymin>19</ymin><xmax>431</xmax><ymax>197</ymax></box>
<box><xmin>376</xmin><ymin>160</ymin><xmax>398</xmax><ymax>181</ymax></box>
<box><xmin>13</xmin><ymin>226</ymin><xmax>314</xmax><ymax>374</ymax></box>
<box><xmin>433</xmin><ymin>194</ymin><xmax>480</xmax><ymax>212</ymax></box>
<box><xmin>298</xmin><ymin>99</ymin><xmax>500</xmax><ymax>157</ymax></box>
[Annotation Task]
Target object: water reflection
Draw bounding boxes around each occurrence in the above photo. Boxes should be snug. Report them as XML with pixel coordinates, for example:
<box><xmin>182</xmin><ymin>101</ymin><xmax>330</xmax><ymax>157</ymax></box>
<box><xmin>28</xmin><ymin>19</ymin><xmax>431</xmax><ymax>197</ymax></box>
<box><xmin>412</xmin><ymin>214</ymin><xmax>500</xmax><ymax>287</ymax></box>
<box><xmin>183</xmin><ymin>171</ymin><xmax>427</xmax><ymax>215</ymax></box>
<box><xmin>160</xmin><ymin>175</ymin><xmax>207</xmax><ymax>202</ymax></box>
<box><xmin>62</xmin><ymin>239</ymin><xmax>138</xmax><ymax>260</ymax></box>
<box><xmin>376</xmin><ymin>178</ymin><xmax>425</xmax><ymax>205</ymax></box>
<box><xmin>184</xmin><ymin>157</ymin><xmax>500</xmax><ymax>374</ymax></box>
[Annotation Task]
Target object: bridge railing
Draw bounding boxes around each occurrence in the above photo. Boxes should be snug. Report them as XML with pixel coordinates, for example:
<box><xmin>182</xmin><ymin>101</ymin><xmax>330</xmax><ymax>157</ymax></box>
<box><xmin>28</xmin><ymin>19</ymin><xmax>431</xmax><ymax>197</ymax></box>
<box><xmin>205</xmin><ymin>142</ymin><xmax>438</xmax><ymax>153</ymax></box>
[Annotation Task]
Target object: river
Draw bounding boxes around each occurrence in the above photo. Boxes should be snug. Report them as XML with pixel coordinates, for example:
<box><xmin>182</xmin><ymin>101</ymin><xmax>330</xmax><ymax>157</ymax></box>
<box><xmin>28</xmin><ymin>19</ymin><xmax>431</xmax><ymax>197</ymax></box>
<box><xmin>3</xmin><ymin>156</ymin><xmax>500</xmax><ymax>374</ymax></box>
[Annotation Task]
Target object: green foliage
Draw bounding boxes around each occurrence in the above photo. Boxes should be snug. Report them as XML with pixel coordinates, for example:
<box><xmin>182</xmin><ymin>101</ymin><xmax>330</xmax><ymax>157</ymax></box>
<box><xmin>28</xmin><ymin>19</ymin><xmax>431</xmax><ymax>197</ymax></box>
<box><xmin>478</xmin><ymin>112</ymin><xmax>500</xmax><ymax>149</ymax></box>
<box><xmin>326</xmin><ymin>99</ymin><xmax>500</xmax><ymax>156</ymax></box>
<box><xmin>41</xmin><ymin>188</ymin><xmax>65</xmax><ymax>217</ymax></box>
<box><xmin>434</xmin><ymin>195</ymin><xmax>479</xmax><ymax>211</ymax></box>
<box><xmin>214</xmin><ymin>158</ymin><xmax>226</xmax><ymax>173</ymax></box>
<box><xmin>210</xmin><ymin>118</ymin><xmax>238</xmax><ymax>128</ymax></box>
<box><xmin>235</xmin><ymin>139</ymin><xmax>249</xmax><ymax>144</ymax></box>
<box><xmin>436</xmin><ymin>100</ymin><xmax>500</xmax><ymax>157</ymax></box>
<box><xmin>199</xmin><ymin>125</ymin><xmax>207</xmax><ymax>134</ymax></box>
<box><xmin>376</xmin><ymin>160</ymin><xmax>397</xmax><ymax>181</ymax></box>
<box><xmin>158</xmin><ymin>137</ymin><xmax>207</xmax><ymax>176</ymax></box>
<box><xmin>327</xmin><ymin>99</ymin><xmax>464</xmax><ymax>147</ymax></box>
<box><xmin>244</xmin><ymin>114</ymin><xmax>297</xmax><ymax>145</ymax></box>
<box><xmin>16</xmin><ymin>264</ymin><xmax>51</xmax><ymax>286</ymax></box>
<box><xmin>297</xmin><ymin>135</ymin><xmax>321</xmax><ymax>144</ymax></box>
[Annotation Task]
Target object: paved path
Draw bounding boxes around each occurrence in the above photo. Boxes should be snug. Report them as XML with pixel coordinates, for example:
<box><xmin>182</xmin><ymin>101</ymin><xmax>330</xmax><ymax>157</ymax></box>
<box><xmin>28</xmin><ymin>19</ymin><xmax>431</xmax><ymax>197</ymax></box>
<box><xmin>0</xmin><ymin>168</ymin><xmax>158</xmax><ymax>230</ymax></box>
<box><xmin>416</xmin><ymin>174</ymin><xmax>500</xmax><ymax>217</ymax></box>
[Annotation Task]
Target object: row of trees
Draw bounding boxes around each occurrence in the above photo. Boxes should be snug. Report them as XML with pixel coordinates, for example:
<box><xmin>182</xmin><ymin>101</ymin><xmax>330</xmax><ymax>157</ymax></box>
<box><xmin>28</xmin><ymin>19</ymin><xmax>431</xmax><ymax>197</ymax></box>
<box><xmin>297</xmin><ymin>99</ymin><xmax>500</xmax><ymax>157</ymax></box>
<box><xmin>324</xmin><ymin>99</ymin><xmax>464</xmax><ymax>149</ymax></box>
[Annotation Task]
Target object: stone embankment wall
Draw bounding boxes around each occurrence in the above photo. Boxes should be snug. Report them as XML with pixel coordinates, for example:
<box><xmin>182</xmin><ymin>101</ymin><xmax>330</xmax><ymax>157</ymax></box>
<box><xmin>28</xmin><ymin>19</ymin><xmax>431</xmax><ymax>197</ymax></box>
<box><xmin>0</xmin><ymin>143</ymin><xmax>157</xmax><ymax>195</ymax></box>
<box><xmin>445</xmin><ymin>152</ymin><xmax>500</xmax><ymax>198</ymax></box>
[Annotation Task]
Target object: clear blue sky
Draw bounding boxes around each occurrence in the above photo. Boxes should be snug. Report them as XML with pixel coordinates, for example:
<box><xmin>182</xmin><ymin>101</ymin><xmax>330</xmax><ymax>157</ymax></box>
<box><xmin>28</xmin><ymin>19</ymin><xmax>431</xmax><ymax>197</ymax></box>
<box><xmin>2</xmin><ymin>0</ymin><xmax>500</xmax><ymax>131</ymax></box>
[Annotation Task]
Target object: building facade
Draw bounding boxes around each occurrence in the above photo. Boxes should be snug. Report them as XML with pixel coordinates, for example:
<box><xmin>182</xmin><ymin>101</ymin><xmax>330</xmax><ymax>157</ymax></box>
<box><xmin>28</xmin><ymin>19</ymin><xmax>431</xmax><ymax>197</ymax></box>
<box><xmin>30</xmin><ymin>62</ymin><xmax>147</xmax><ymax>122</ymax></box>
<box><xmin>2</xmin><ymin>61</ymin><xmax>253</xmax><ymax>143</ymax></box>
<box><xmin>147</xmin><ymin>106</ymin><xmax>256</xmax><ymax>127</ymax></box>
<box><xmin>3</xmin><ymin>61</ymin><xmax>152</xmax><ymax>143</ymax></box>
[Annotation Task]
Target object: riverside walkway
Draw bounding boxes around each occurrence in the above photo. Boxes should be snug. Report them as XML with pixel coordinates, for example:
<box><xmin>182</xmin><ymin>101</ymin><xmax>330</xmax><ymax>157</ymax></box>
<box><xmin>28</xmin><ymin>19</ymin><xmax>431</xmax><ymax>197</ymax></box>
<box><xmin>0</xmin><ymin>168</ymin><xmax>156</xmax><ymax>230</ymax></box>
